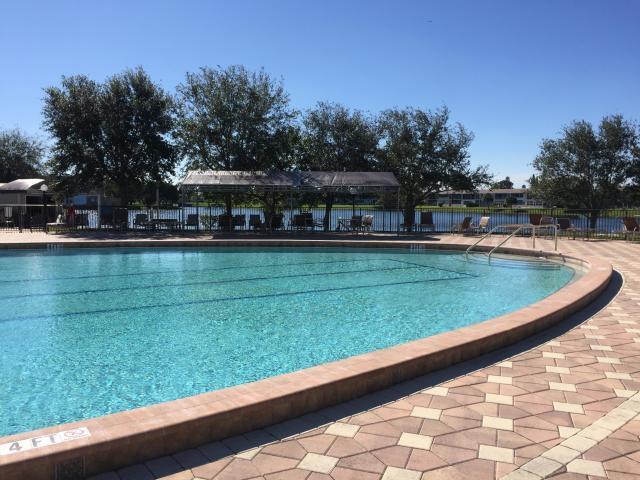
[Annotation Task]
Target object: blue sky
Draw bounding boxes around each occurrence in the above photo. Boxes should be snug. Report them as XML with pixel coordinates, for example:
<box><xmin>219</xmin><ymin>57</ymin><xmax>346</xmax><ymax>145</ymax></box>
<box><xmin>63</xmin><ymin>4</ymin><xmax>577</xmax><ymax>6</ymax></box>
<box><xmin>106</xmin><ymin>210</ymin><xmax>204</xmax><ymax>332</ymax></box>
<box><xmin>1</xmin><ymin>0</ymin><xmax>638</xmax><ymax>185</ymax></box>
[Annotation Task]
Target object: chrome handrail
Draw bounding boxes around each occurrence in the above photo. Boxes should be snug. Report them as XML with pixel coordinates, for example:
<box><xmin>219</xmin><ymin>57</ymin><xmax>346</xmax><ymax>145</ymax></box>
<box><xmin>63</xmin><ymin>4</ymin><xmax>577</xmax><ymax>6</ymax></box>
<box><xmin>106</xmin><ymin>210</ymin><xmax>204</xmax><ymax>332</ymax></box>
<box><xmin>488</xmin><ymin>226</ymin><xmax>524</xmax><ymax>261</ymax></box>
<box><xmin>465</xmin><ymin>223</ymin><xmax>558</xmax><ymax>262</ymax></box>
<box><xmin>465</xmin><ymin>226</ymin><xmax>501</xmax><ymax>259</ymax></box>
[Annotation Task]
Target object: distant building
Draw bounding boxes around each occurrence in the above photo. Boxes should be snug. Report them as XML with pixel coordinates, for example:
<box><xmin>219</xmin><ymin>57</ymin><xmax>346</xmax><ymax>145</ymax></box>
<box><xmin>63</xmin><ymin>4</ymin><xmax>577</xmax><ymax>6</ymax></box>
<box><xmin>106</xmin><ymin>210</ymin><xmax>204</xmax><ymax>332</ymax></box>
<box><xmin>437</xmin><ymin>188</ymin><xmax>543</xmax><ymax>207</ymax></box>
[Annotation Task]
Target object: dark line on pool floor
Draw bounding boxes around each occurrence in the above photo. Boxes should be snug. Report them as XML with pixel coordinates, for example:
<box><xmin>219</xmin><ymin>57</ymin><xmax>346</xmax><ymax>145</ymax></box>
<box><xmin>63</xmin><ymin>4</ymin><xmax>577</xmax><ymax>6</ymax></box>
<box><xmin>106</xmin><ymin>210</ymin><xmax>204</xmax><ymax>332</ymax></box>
<box><xmin>387</xmin><ymin>258</ymin><xmax>478</xmax><ymax>277</ymax></box>
<box><xmin>0</xmin><ymin>258</ymin><xmax>373</xmax><ymax>284</ymax></box>
<box><xmin>0</xmin><ymin>263</ymin><xmax>458</xmax><ymax>300</ymax></box>
<box><xmin>0</xmin><ymin>275</ymin><xmax>472</xmax><ymax>324</ymax></box>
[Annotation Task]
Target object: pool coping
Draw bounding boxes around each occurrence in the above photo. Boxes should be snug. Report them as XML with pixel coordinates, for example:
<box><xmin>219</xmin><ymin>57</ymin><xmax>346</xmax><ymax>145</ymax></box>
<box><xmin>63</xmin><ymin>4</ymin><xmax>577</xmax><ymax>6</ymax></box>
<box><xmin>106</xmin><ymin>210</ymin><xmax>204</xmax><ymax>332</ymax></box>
<box><xmin>0</xmin><ymin>240</ymin><xmax>613</xmax><ymax>480</ymax></box>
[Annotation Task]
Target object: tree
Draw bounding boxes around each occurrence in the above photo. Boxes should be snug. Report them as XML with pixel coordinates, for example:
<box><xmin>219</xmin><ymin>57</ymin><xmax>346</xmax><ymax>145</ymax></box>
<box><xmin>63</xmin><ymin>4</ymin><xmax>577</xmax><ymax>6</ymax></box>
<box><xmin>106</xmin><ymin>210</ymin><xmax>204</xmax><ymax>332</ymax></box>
<box><xmin>175</xmin><ymin>65</ymin><xmax>298</xmax><ymax>215</ymax></box>
<box><xmin>531</xmin><ymin>114</ymin><xmax>639</xmax><ymax>226</ymax></box>
<box><xmin>379</xmin><ymin>107</ymin><xmax>490</xmax><ymax>230</ymax></box>
<box><xmin>300</xmin><ymin>102</ymin><xmax>379</xmax><ymax>230</ymax></box>
<box><xmin>43</xmin><ymin>67</ymin><xmax>176</xmax><ymax>206</ymax></box>
<box><xmin>0</xmin><ymin>129</ymin><xmax>44</xmax><ymax>182</ymax></box>
<box><xmin>492</xmin><ymin>176</ymin><xmax>513</xmax><ymax>189</ymax></box>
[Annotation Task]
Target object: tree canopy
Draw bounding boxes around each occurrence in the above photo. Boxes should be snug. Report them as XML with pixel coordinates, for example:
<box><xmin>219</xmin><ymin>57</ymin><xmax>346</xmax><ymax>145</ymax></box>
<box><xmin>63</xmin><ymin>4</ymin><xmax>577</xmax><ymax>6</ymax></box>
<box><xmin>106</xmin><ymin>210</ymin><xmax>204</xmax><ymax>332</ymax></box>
<box><xmin>300</xmin><ymin>102</ymin><xmax>380</xmax><ymax>229</ymax></box>
<box><xmin>0</xmin><ymin>129</ymin><xmax>44</xmax><ymax>183</ymax></box>
<box><xmin>175</xmin><ymin>65</ymin><xmax>298</xmax><ymax>173</ymax></box>
<box><xmin>531</xmin><ymin>114</ymin><xmax>639</xmax><ymax>224</ymax></box>
<box><xmin>43</xmin><ymin>67</ymin><xmax>176</xmax><ymax>204</ymax></box>
<box><xmin>379</xmin><ymin>107</ymin><xmax>489</xmax><ymax>229</ymax></box>
<box><xmin>491</xmin><ymin>176</ymin><xmax>514</xmax><ymax>189</ymax></box>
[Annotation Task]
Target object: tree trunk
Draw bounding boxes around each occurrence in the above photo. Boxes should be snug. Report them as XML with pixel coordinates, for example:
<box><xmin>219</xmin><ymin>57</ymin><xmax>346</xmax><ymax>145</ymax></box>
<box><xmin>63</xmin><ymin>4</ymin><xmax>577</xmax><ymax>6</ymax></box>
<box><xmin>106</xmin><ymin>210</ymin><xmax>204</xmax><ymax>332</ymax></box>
<box><xmin>119</xmin><ymin>184</ymin><xmax>130</xmax><ymax>231</ymax></box>
<box><xmin>267</xmin><ymin>192</ymin><xmax>277</xmax><ymax>224</ymax></box>
<box><xmin>225</xmin><ymin>193</ymin><xmax>232</xmax><ymax>216</ymax></box>
<box><xmin>589</xmin><ymin>210</ymin><xmax>599</xmax><ymax>229</ymax></box>
<box><xmin>403</xmin><ymin>204</ymin><xmax>416</xmax><ymax>233</ymax></box>
<box><xmin>323</xmin><ymin>193</ymin><xmax>334</xmax><ymax>232</ymax></box>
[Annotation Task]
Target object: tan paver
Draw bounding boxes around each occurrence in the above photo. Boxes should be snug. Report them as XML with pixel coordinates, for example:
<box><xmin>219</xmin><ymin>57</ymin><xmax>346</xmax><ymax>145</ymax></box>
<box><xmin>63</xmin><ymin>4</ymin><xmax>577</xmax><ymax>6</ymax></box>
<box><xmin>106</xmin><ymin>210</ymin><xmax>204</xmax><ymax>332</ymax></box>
<box><xmin>297</xmin><ymin>453</ymin><xmax>339</xmax><ymax>473</ymax></box>
<box><xmin>482</xmin><ymin>415</ymin><xmax>513</xmax><ymax>431</ymax></box>
<box><xmin>486</xmin><ymin>393</ymin><xmax>513</xmax><ymax>405</ymax></box>
<box><xmin>423</xmin><ymin>386</ymin><xmax>448</xmax><ymax>396</ymax></box>
<box><xmin>566</xmin><ymin>458</ymin><xmax>607</xmax><ymax>476</ymax></box>
<box><xmin>546</xmin><ymin>366</ymin><xmax>570</xmax><ymax>374</ymax></box>
<box><xmin>478</xmin><ymin>444</ymin><xmax>514</xmax><ymax>463</ymax></box>
<box><xmin>553</xmin><ymin>402</ymin><xmax>584</xmax><ymax>414</ymax></box>
<box><xmin>397</xmin><ymin>432</ymin><xmax>433</xmax><ymax>450</ymax></box>
<box><xmin>410</xmin><ymin>406</ymin><xmax>441</xmax><ymax>419</ymax></box>
<box><xmin>549</xmin><ymin>382</ymin><xmax>576</xmax><ymax>392</ymax></box>
<box><xmin>325</xmin><ymin>422</ymin><xmax>360</xmax><ymax>438</ymax></box>
<box><xmin>381</xmin><ymin>466</ymin><xmax>421</xmax><ymax>480</ymax></box>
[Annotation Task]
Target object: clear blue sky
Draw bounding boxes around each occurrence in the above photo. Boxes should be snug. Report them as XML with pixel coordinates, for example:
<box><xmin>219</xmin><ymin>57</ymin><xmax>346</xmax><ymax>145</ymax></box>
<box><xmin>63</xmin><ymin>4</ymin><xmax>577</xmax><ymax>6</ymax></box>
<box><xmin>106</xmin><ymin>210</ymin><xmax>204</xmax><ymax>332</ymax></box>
<box><xmin>1</xmin><ymin>0</ymin><xmax>638</xmax><ymax>185</ymax></box>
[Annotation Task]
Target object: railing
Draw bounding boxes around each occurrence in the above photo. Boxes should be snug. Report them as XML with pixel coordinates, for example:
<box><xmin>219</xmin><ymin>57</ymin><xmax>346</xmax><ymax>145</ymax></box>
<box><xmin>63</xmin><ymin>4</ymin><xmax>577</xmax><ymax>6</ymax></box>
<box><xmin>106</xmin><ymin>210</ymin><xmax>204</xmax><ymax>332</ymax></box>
<box><xmin>0</xmin><ymin>203</ymin><xmax>639</xmax><ymax>239</ymax></box>
<box><xmin>466</xmin><ymin>223</ymin><xmax>558</xmax><ymax>261</ymax></box>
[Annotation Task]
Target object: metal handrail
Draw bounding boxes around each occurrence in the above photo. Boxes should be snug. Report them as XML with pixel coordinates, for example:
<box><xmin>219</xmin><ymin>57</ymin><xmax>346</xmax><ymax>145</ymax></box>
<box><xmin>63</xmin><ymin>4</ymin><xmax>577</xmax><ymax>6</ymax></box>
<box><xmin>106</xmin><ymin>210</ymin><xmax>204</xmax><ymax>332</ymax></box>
<box><xmin>465</xmin><ymin>223</ymin><xmax>558</xmax><ymax>262</ymax></box>
<box><xmin>488</xmin><ymin>226</ymin><xmax>524</xmax><ymax>261</ymax></box>
<box><xmin>465</xmin><ymin>226</ymin><xmax>501</xmax><ymax>258</ymax></box>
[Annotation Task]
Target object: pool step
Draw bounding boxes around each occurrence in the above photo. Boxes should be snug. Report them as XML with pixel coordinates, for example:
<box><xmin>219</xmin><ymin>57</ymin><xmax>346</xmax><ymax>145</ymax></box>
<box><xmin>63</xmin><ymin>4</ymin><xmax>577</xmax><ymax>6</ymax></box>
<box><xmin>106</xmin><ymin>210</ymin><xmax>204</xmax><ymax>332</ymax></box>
<box><xmin>464</xmin><ymin>252</ymin><xmax>562</xmax><ymax>270</ymax></box>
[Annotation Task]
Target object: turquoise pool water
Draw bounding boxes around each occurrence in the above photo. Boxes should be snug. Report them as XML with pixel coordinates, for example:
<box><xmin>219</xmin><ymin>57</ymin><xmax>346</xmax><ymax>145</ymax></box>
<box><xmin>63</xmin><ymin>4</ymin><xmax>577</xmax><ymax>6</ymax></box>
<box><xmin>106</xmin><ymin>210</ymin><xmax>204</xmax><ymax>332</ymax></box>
<box><xmin>0</xmin><ymin>247</ymin><xmax>575</xmax><ymax>436</ymax></box>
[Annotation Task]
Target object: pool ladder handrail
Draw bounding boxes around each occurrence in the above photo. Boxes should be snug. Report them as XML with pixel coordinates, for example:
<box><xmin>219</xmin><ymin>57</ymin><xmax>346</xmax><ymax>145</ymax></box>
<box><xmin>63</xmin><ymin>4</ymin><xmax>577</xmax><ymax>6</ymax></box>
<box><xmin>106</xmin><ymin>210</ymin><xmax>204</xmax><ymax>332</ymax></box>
<box><xmin>465</xmin><ymin>223</ymin><xmax>558</xmax><ymax>262</ymax></box>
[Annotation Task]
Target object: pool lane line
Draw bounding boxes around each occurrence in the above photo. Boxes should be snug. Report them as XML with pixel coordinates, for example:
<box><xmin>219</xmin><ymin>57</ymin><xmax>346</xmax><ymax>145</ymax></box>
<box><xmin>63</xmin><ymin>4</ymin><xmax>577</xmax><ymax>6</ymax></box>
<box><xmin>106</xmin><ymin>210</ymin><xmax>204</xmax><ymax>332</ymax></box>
<box><xmin>0</xmin><ymin>263</ymin><xmax>457</xmax><ymax>300</ymax></box>
<box><xmin>0</xmin><ymin>258</ymin><xmax>395</xmax><ymax>284</ymax></box>
<box><xmin>388</xmin><ymin>258</ymin><xmax>478</xmax><ymax>277</ymax></box>
<box><xmin>0</xmin><ymin>275</ymin><xmax>473</xmax><ymax>324</ymax></box>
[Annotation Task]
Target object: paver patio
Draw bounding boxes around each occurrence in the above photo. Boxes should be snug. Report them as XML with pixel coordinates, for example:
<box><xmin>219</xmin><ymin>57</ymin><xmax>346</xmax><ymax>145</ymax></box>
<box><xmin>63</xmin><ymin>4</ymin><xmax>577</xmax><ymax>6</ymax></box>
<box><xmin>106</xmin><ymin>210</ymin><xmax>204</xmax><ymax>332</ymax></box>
<box><xmin>2</xmin><ymin>233</ymin><xmax>639</xmax><ymax>479</ymax></box>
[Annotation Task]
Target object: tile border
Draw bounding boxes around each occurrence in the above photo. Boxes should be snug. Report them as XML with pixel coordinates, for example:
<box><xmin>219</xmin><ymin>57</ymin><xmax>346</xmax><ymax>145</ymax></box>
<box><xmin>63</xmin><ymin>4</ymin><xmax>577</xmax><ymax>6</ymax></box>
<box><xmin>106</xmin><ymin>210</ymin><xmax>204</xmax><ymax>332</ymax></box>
<box><xmin>0</xmin><ymin>240</ymin><xmax>613</xmax><ymax>480</ymax></box>
<box><xmin>503</xmin><ymin>392</ymin><xmax>640</xmax><ymax>479</ymax></box>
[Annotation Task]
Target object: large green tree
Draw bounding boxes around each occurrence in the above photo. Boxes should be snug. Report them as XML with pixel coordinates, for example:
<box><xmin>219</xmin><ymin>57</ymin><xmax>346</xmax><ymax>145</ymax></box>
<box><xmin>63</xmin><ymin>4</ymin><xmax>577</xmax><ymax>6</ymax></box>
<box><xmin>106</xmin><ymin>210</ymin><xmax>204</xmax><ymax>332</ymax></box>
<box><xmin>175</xmin><ymin>65</ymin><xmax>298</xmax><ymax>215</ymax></box>
<box><xmin>531</xmin><ymin>114</ymin><xmax>639</xmax><ymax>226</ymax></box>
<box><xmin>300</xmin><ymin>102</ymin><xmax>379</xmax><ymax>230</ymax></box>
<box><xmin>379</xmin><ymin>107</ymin><xmax>489</xmax><ymax>230</ymax></box>
<box><xmin>43</xmin><ymin>67</ymin><xmax>176</xmax><ymax>205</ymax></box>
<box><xmin>491</xmin><ymin>176</ymin><xmax>514</xmax><ymax>189</ymax></box>
<box><xmin>0</xmin><ymin>129</ymin><xmax>44</xmax><ymax>182</ymax></box>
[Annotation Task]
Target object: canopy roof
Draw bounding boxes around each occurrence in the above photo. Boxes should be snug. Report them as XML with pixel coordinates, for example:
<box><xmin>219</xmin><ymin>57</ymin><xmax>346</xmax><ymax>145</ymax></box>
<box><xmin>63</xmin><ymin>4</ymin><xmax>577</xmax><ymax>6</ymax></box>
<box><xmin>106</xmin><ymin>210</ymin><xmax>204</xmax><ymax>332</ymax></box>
<box><xmin>180</xmin><ymin>170</ymin><xmax>400</xmax><ymax>193</ymax></box>
<box><xmin>0</xmin><ymin>178</ymin><xmax>46</xmax><ymax>192</ymax></box>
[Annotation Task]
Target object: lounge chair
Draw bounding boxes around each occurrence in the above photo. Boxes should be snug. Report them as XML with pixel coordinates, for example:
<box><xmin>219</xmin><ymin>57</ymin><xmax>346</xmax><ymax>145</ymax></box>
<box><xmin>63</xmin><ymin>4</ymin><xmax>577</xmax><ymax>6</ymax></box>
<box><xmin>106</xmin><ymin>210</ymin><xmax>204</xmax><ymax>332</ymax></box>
<box><xmin>100</xmin><ymin>214</ymin><xmax>113</xmax><ymax>229</ymax></box>
<box><xmin>471</xmin><ymin>216</ymin><xmax>490</xmax><ymax>235</ymax></box>
<box><xmin>134</xmin><ymin>213</ymin><xmax>150</xmax><ymax>229</ymax></box>
<box><xmin>0</xmin><ymin>209</ymin><xmax>13</xmax><ymax>228</ymax></box>
<box><xmin>291</xmin><ymin>214</ymin><xmax>308</xmax><ymax>231</ymax></box>
<box><xmin>233</xmin><ymin>214</ymin><xmax>246</xmax><ymax>230</ymax></box>
<box><xmin>273</xmin><ymin>213</ymin><xmax>285</xmax><ymax>230</ymax></box>
<box><xmin>303</xmin><ymin>212</ymin><xmax>321</xmax><ymax>229</ymax></box>
<box><xmin>113</xmin><ymin>209</ymin><xmax>129</xmax><ymax>231</ymax></box>
<box><xmin>557</xmin><ymin>218</ymin><xmax>577</xmax><ymax>239</ymax></box>
<box><xmin>217</xmin><ymin>214</ymin><xmax>234</xmax><ymax>232</ymax></box>
<box><xmin>452</xmin><ymin>216</ymin><xmax>473</xmax><ymax>234</ymax></box>
<box><xmin>349</xmin><ymin>215</ymin><xmax>363</xmax><ymax>232</ymax></box>
<box><xmin>185</xmin><ymin>214</ymin><xmax>199</xmax><ymax>229</ymax></box>
<box><xmin>46</xmin><ymin>214</ymin><xmax>69</xmax><ymax>233</ymax></box>
<box><xmin>75</xmin><ymin>213</ymin><xmax>89</xmax><ymax>230</ymax></box>
<box><xmin>357</xmin><ymin>215</ymin><xmax>374</xmax><ymax>234</ymax></box>
<box><xmin>417</xmin><ymin>212</ymin><xmax>435</xmax><ymax>232</ymax></box>
<box><xmin>529</xmin><ymin>213</ymin><xmax>543</xmax><ymax>226</ymax></box>
<box><xmin>249</xmin><ymin>214</ymin><xmax>263</xmax><ymax>230</ymax></box>
<box><xmin>622</xmin><ymin>217</ymin><xmax>640</xmax><ymax>240</ymax></box>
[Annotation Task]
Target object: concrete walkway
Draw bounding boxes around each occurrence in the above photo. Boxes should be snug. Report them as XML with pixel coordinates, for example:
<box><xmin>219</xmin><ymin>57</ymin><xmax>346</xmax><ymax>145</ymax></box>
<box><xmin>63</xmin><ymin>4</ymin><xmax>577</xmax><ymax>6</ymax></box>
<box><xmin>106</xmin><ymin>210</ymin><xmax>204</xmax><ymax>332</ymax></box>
<box><xmin>3</xmin><ymin>233</ymin><xmax>639</xmax><ymax>479</ymax></box>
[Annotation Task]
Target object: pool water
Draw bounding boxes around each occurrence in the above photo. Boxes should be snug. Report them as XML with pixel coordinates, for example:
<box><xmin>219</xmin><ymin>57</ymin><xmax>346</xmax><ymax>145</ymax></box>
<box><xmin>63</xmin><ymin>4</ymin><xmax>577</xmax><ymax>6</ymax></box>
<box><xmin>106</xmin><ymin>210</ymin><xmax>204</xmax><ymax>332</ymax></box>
<box><xmin>0</xmin><ymin>247</ymin><xmax>575</xmax><ymax>436</ymax></box>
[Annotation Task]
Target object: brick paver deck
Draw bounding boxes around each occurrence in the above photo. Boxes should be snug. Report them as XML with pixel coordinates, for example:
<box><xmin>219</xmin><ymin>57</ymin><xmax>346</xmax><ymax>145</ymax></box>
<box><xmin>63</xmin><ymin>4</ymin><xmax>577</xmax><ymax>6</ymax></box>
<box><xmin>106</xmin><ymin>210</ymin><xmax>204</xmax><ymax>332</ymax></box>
<box><xmin>3</xmin><ymin>233</ymin><xmax>638</xmax><ymax>479</ymax></box>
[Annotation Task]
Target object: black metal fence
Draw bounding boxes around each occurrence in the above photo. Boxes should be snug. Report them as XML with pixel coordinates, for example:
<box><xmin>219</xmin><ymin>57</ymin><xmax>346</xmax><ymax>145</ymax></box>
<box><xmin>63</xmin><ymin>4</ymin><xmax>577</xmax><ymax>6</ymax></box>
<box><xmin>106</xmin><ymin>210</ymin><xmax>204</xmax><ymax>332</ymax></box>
<box><xmin>1</xmin><ymin>203</ymin><xmax>638</xmax><ymax>239</ymax></box>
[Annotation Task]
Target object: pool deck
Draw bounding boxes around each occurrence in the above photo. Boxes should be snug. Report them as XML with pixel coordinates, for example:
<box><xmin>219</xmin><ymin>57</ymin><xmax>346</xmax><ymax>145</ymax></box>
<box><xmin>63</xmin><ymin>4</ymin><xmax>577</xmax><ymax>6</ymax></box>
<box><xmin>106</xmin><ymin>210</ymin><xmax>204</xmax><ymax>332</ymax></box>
<box><xmin>1</xmin><ymin>233</ymin><xmax>639</xmax><ymax>480</ymax></box>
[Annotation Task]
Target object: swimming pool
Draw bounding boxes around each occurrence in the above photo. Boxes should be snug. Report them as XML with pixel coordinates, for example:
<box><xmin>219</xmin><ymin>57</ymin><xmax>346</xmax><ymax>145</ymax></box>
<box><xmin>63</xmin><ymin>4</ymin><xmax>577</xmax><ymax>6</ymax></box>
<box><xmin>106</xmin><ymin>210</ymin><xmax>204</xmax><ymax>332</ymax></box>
<box><xmin>0</xmin><ymin>247</ymin><xmax>575</xmax><ymax>436</ymax></box>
